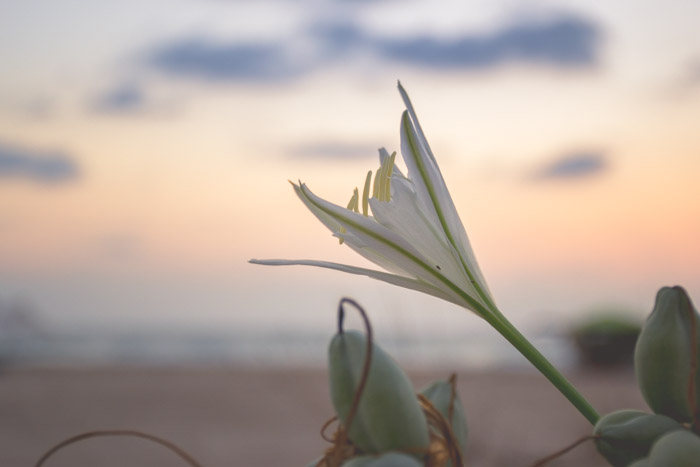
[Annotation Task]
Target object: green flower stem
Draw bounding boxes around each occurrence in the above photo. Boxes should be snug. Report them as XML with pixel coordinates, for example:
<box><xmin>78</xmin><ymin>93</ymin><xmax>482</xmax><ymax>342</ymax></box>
<box><xmin>480</xmin><ymin>305</ymin><xmax>600</xmax><ymax>425</ymax></box>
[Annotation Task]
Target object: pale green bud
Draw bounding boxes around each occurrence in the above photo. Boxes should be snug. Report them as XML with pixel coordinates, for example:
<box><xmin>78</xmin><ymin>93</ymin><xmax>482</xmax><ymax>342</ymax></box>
<box><xmin>593</xmin><ymin>409</ymin><xmax>683</xmax><ymax>467</ymax></box>
<box><xmin>328</xmin><ymin>330</ymin><xmax>430</xmax><ymax>456</ymax></box>
<box><xmin>646</xmin><ymin>430</ymin><xmax>700</xmax><ymax>467</ymax></box>
<box><xmin>634</xmin><ymin>286</ymin><xmax>700</xmax><ymax>423</ymax></box>
<box><xmin>341</xmin><ymin>452</ymin><xmax>424</xmax><ymax>467</ymax></box>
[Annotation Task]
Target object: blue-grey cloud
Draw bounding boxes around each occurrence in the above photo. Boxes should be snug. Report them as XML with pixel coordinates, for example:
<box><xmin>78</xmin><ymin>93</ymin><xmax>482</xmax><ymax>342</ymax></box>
<box><xmin>92</xmin><ymin>83</ymin><xmax>145</xmax><ymax>112</ymax></box>
<box><xmin>534</xmin><ymin>150</ymin><xmax>607</xmax><ymax>180</ymax></box>
<box><xmin>310</xmin><ymin>21</ymin><xmax>367</xmax><ymax>53</ymax></box>
<box><xmin>374</xmin><ymin>16</ymin><xmax>600</xmax><ymax>69</ymax></box>
<box><xmin>288</xmin><ymin>141</ymin><xmax>378</xmax><ymax>159</ymax></box>
<box><xmin>142</xmin><ymin>13</ymin><xmax>602</xmax><ymax>82</ymax></box>
<box><xmin>0</xmin><ymin>143</ymin><xmax>80</xmax><ymax>184</ymax></box>
<box><xmin>147</xmin><ymin>38</ymin><xmax>301</xmax><ymax>81</ymax></box>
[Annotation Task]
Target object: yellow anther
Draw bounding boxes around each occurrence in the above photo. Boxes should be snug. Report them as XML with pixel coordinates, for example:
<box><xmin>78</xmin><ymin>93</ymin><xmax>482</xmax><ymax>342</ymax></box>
<box><xmin>372</xmin><ymin>163</ymin><xmax>382</xmax><ymax>199</ymax></box>
<box><xmin>346</xmin><ymin>187</ymin><xmax>359</xmax><ymax>213</ymax></box>
<box><xmin>383</xmin><ymin>152</ymin><xmax>396</xmax><ymax>201</ymax></box>
<box><xmin>362</xmin><ymin>170</ymin><xmax>372</xmax><ymax>216</ymax></box>
<box><xmin>371</xmin><ymin>151</ymin><xmax>396</xmax><ymax>202</ymax></box>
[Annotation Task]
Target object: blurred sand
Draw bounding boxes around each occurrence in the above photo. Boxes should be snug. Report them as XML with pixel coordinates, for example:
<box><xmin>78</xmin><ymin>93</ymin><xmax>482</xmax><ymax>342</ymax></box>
<box><xmin>0</xmin><ymin>366</ymin><xmax>646</xmax><ymax>467</ymax></box>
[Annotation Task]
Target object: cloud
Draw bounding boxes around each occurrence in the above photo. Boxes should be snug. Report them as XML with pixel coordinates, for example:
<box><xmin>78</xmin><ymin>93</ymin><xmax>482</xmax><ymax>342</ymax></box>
<box><xmin>288</xmin><ymin>141</ymin><xmax>379</xmax><ymax>159</ymax></box>
<box><xmin>92</xmin><ymin>83</ymin><xmax>145</xmax><ymax>112</ymax></box>
<box><xmin>0</xmin><ymin>143</ymin><xmax>80</xmax><ymax>184</ymax></box>
<box><xmin>374</xmin><ymin>16</ymin><xmax>600</xmax><ymax>69</ymax></box>
<box><xmin>309</xmin><ymin>21</ymin><xmax>368</xmax><ymax>53</ymax></box>
<box><xmin>146</xmin><ymin>38</ymin><xmax>302</xmax><ymax>81</ymax></box>
<box><xmin>141</xmin><ymin>13</ymin><xmax>602</xmax><ymax>83</ymax></box>
<box><xmin>533</xmin><ymin>150</ymin><xmax>608</xmax><ymax>180</ymax></box>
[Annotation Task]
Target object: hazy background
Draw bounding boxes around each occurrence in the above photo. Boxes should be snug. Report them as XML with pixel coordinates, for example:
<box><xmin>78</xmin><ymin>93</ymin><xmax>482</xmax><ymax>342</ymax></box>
<box><xmin>1</xmin><ymin>0</ymin><xmax>699</xmax><ymax>368</ymax></box>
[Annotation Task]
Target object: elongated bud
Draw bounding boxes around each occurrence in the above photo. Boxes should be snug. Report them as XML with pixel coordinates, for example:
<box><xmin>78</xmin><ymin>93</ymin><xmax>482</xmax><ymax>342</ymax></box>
<box><xmin>634</xmin><ymin>286</ymin><xmax>700</xmax><ymax>423</ymax></box>
<box><xmin>420</xmin><ymin>375</ymin><xmax>468</xmax><ymax>465</ymax></box>
<box><xmin>328</xmin><ymin>329</ymin><xmax>430</xmax><ymax>455</ymax></box>
<box><xmin>341</xmin><ymin>452</ymin><xmax>424</xmax><ymax>467</ymax></box>
<box><xmin>646</xmin><ymin>430</ymin><xmax>700</xmax><ymax>467</ymax></box>
<box><xmin>593</xmin><ymin>409</ymin><xmax>683</xmax><ymax>466</ymax></box>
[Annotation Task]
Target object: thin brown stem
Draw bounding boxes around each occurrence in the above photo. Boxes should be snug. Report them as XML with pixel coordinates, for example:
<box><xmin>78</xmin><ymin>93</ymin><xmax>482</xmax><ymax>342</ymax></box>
<box><xmin>529</xmin><ymin>435</ymin><xmax>598</xmax><ymax>467</ymax></box>
<box><xmin>34</xmin><ymin>429</ymin><xmax>203</xmax><ymax>467</ymax></box>
<box><xmin>331</xmin><ymin>298</ymin><xmax>374</xmax><ymax>467</ymax></box>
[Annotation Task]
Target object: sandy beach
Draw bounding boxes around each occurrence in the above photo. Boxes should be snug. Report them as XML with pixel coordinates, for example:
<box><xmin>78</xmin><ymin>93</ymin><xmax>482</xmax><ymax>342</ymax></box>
<box><xmin>0</xmin><ymin>366</ymin><xmax>646</xmax><ymax>467</ymax></box>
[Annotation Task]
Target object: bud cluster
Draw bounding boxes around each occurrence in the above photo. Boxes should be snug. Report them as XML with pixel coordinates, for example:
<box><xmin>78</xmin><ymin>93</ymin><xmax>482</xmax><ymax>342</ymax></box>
<box><xmin>307</xmin><ymin>301</ymin><xmax>469</xmax><ymax>467</ymax></box>
<box><xmin>594</xmin><ymin>286</ymin><xmax>700</xmax><ymax>466</ymax></box>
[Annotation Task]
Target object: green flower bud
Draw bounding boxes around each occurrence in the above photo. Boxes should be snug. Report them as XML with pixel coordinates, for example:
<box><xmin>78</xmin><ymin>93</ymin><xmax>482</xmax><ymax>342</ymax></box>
<box><xmin>593</xmin><ymin>409</ymin><xmax>683</xmax><ymax>467</ymax></box>
<box><xmin>634</xmin><ymin>286</ymin><xmax>700</xmax><ymax>423</ymax></box>
<box><xmin>647</xmin><ymin>430</ymin><xmax>700</xmax><ymax>467</ymax></box>
<box><xmin>420</xmin><ymin>376</ymin><xmax>468</xmax><ymax>465</ymax></box>
<box><xmin>341</xmin><ymin>452</ymin><xmax>424</xmax><ymax>467</ymax></box>
<box><xmin>328</xmin><ymin>329</ymin><xmax>430</xmax><ymax>456</ymax></box>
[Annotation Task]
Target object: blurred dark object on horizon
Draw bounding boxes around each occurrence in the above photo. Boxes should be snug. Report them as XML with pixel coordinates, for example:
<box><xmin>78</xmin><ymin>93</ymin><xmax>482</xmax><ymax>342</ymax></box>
<box><xmin>0</xmin><ymin>298</ymin><xmax>45</xmax><ymax>367</ymax></box>
<box><xmin>571</xmin><ymin>312</ymin><xmax>641</xmax><ymax>368</ymax></box>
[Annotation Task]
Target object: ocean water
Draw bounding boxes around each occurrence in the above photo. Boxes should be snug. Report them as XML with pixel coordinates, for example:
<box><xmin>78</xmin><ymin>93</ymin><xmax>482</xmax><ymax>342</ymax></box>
<box><xmin>0</xmin><ymin>328</ymin><xmax>577</xmax><ymax>370</ymax></box>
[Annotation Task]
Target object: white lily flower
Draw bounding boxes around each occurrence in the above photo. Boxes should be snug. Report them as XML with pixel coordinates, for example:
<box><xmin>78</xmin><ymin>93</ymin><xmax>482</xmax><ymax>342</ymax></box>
<box><xmin>251</xmin><ymin>83</ymin><xmax>496</xmax><ymax>317</ymax></box>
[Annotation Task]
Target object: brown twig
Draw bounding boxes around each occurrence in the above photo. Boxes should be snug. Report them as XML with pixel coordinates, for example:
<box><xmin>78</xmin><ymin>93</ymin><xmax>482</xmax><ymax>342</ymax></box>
<box><xmin>34</xmin><ymin>429</ymin><xmax>204</xmax><ymax>467</ymax></box>
<box><xmin>330</xmin><ymin>297</ymin><xmax>374</xmax><ymax>467</ymax></box>
<box><xmin>529</xmin><ymin>435</ymin><xmax>598</xmax><ymax>467</ymax></box>
<box><xmin>447</xmin><ymin>373</ymin><xmax>458</xmax><ymax>425</ymax></box>
<box><xmin>418</xmin><ymin>394</ymin><xmax>463</xmax><ymax>466</ymax></box>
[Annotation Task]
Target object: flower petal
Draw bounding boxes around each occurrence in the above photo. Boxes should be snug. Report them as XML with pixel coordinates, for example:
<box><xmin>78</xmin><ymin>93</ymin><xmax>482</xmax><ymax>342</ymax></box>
<box><xmin>369</xmin><ymin>176</ymin><xmax>476</xmax><ymax>298</ymax></box>
<box><xmin>248</xmin><ymin>259</ymin><xmax>466</xmax><ymax>307</ymax></box>
<box><xmin>399</xmin><ymin>101</ymin><xmax>494</xmax><ymax>306</ymax></box>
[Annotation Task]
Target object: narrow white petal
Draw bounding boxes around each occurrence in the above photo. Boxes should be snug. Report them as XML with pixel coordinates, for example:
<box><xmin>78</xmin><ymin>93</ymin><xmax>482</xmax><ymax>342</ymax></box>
<box><xmin>398</xmin><ymin>81</ymin><xmax>439</xmax><ymax>166</ymax></box>
<box><xmin>291</xmin><ymin>181</ymin><xmax>343</xmax><ymax>236</ymax></box>
<box><xmin>249</xmin><ymin>259</ymin><xmax>469</xmax><ymax>308</ymax></box>
<box><xmin>399</xmin><ymin>110</ymin><xmax>493</xmax><ymax>303</ymax></box>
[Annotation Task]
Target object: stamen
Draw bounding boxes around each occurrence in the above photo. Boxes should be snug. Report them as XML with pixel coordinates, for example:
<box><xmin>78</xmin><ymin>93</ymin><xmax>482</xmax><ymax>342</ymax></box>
<box><xmin>346</xmin><ymin>188</ymin><xmax>359</xmax><ymax>213</ymax></box>
<box><xmin>362</xmin><ymin>170</ymin><xmax>371</xmax><ymax>216</ymax></box>
<box><xmin>372</xmin><ymin>163</ymin><xmax>382</xmax><ymax>199</ymax></box>
<box><xmin>340</xmin><ymin>188</ymin><xmax>358</xmax><ymax>245</ymax></box>
<box><xmin>383</xmin><ymin>152</ymin><xmax>396</xmax><ymax>201</ymax></box>
<box><xmin>371</xmin><ymin>151</ymin><xmax>397</xmax><ymax>202</ymax></box>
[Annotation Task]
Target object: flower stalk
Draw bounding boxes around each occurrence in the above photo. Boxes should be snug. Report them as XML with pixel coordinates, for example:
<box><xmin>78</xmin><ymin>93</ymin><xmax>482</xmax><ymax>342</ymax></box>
<box><xmin>482</xmin><ymin>306</ymin><xmax>601</xmax><ymax>425</ymax></box>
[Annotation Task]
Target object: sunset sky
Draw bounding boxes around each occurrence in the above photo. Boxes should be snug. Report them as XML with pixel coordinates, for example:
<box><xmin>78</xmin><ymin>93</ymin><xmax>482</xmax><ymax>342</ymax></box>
<box><xmin>1</xmin><ymin>0</ymin><xmax>699</xmax><ymax>345</ymax></box>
